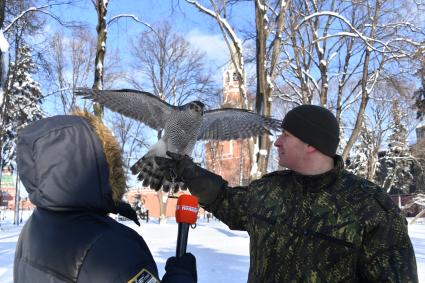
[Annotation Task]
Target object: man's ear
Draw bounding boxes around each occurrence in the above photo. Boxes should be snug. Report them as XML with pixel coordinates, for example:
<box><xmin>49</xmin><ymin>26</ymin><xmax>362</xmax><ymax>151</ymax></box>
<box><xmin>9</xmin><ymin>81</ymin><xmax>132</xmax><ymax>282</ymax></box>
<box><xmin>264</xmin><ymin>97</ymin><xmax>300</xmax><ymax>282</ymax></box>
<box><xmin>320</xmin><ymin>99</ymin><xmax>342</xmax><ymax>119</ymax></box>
<box><xmin>306</xmin><ymin>144</ymin><xmax>317</xmax><ymax>154</ymax></box>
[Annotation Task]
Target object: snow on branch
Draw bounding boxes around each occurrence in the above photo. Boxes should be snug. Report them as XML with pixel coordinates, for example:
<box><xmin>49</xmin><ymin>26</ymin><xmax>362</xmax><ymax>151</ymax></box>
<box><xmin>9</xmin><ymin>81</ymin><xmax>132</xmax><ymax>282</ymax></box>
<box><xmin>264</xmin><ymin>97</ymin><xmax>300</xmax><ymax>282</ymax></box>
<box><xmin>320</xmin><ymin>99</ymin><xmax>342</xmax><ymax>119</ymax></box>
<box><xmin>107</xmin><ymin>14</ymin><xmax>155</xmax><ymax>34</ymax></box>
<box><xmin>372</xmin><ymin>22</ymin><xmax>424</xmax><ymax>33</ymax></box>
<box><xmin>341</xmin><ymin>70</ymin><xmax>381</xmax><ymax>104</ymax></box>
<box><xmin>4</xmin><ymin>2</ymin><xmax>78</xmax><ymax>33</ymax></box>
<box><xmin>296</xmin><ymin>11</ymin><xmax>382</xmax><ymax>52</ymax></box>
<box><xmin>4</xmin><ymin>6</ymin><xmax>47</xmax><ymax>32</ymax></box>
<box><xmin>185</xmin><ymin>0</ymin><xmax>244</xmax><ymax>74</ymax></box>
<box><xmin>0</xmin><ymin>30</ymin><xmax>9</xmax><ymax>53</ymax></box>
<box><xmin>297</xmin><ymin>12</ymin><xmax>369</xmax><ymax>40</ymax></box>
<box><xmin>185</xmin><ymin>0</ymin><xmax>248</xmax><ymax>108</ymax></box>
<box><xmin>414</xmin><ymin>194</ymin><xmax>425</xmax><ymax>207</ymax></box>
<box><xmin>185</xmin><ymin>0</ymin><xmax>241</xmax><ymax>47</ymax></box>
<box><xmin>298</xmin><ymin>11</ymin><xmax>423</xmax><ymax>58</ymax></box>
<box><xmin>255</xmin><ymin>0</ymin><xmax>267</xmax><ymax>12</ymax></box>
<box><xmin>290</xmin><ymin>63</ymin><xmax>320</xmax><ymax>93</ymax></box>
<box><xmin>366</xmin><ymin>69</ymin><xmax>380</xmax><ymax>95</ymax></box>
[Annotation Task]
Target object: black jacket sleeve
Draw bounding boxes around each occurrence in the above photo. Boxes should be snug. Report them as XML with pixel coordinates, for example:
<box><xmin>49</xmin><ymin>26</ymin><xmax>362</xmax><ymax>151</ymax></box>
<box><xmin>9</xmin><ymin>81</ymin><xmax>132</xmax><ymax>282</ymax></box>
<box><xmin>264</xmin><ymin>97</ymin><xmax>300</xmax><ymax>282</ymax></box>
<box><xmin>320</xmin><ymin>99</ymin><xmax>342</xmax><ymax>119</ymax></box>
<box><xmin>78</xmin><ymin>225</ymin><xmax>160</xmax><ymax>283</ymax></box>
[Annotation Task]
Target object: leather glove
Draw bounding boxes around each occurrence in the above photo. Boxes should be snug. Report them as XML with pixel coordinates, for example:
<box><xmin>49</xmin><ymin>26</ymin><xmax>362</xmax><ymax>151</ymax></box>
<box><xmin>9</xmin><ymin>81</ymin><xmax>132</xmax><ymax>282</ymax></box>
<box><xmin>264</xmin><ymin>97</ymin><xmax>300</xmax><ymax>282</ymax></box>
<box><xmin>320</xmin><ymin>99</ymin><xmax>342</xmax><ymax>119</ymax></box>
<box><xmin>155</xmin><ymin>151</ymin><xmax>227</xmax><ymax>205</ymax></box>
<box><xmin>163</xmin><ymin>253</ymin><xmax>197</xmax><ymax>282</ymax></box>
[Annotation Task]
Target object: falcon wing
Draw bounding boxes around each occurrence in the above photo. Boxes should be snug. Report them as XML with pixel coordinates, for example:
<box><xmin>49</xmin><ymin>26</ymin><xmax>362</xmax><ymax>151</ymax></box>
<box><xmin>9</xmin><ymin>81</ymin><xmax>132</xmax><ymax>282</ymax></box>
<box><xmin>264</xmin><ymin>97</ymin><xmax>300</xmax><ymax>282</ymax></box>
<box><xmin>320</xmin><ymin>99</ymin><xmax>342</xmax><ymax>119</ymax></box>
<box><xmin>75</xmin><ymin>88</ymin><xmax>176</xmax><ymax>130</ymax></box>
<box><xmin>197</xmin><ymin>108</ymin><xmax>282</xmax><ymax>141</ymax></box>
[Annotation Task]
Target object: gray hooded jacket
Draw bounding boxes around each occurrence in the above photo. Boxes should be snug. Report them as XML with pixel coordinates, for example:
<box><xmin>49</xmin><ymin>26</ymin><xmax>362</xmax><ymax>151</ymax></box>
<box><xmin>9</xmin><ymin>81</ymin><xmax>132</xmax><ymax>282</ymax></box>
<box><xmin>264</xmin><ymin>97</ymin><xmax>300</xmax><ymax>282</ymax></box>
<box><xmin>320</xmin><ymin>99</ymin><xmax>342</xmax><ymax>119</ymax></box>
<box><xmin>14</xmin><ymin>114</ymin><xmax>159</xmax><ymax>283</ymax></box>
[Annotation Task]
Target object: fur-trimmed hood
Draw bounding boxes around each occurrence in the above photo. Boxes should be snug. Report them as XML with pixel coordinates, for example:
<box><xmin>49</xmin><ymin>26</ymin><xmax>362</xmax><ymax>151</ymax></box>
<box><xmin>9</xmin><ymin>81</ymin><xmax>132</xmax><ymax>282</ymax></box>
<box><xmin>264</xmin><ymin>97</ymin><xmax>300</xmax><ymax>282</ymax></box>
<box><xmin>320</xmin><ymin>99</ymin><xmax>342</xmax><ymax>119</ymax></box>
<box><xmin>17</xmin><ymin>110</ymin><xmax>138</xmax><ymax>224</ymax></box>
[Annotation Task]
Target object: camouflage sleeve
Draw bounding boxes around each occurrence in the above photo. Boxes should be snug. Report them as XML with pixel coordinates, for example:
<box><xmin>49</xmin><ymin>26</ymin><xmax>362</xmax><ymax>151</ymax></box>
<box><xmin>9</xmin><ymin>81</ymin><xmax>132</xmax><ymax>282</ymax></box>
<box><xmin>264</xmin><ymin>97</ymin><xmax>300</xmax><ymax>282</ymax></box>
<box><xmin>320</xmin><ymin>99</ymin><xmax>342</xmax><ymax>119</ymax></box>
<box><xmin>204</xmin><ymin>185</ymin><xmax>252</xmax><ymax>231</ymax></box>
<box><xmin>358</xmin><ymin>211</ymin><xmax>418</xmax><ymax>282</ymax></box>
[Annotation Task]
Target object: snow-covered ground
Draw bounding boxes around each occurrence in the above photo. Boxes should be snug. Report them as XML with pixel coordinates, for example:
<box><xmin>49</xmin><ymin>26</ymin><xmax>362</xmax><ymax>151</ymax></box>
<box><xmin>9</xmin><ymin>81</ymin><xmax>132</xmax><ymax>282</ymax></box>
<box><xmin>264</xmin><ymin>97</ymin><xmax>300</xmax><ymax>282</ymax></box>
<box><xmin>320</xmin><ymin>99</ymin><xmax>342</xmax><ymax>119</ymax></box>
<box><xmin>0</xmin><ymin>211</ymin><xmax>424</xmax><ymax>282</ymax></box>
<box><xmin>408</xmin><ymin>220</ymin><xmax>425</xmax><ymax>283</ymax></box>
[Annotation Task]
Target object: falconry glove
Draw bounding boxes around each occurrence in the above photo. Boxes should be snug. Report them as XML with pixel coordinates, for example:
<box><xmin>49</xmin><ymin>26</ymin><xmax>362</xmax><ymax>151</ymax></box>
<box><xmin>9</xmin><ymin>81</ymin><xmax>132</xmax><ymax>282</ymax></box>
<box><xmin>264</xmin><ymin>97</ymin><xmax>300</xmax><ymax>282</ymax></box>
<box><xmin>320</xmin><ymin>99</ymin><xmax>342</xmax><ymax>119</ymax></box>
<box><xmin>156</xmin><ymin>151</ymin><xmax>227</xmax><ymax>205</ymax></box>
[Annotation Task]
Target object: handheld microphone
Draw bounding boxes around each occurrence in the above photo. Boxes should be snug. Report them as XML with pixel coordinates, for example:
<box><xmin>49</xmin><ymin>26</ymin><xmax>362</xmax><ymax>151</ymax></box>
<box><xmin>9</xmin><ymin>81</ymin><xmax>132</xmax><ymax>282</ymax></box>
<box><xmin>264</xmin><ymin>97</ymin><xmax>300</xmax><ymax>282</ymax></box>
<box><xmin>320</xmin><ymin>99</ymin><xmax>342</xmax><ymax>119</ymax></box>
<box><xmin>175</xmin><ymin>194</ymin><xmax>198</xmax><ymax>258</ymax></box>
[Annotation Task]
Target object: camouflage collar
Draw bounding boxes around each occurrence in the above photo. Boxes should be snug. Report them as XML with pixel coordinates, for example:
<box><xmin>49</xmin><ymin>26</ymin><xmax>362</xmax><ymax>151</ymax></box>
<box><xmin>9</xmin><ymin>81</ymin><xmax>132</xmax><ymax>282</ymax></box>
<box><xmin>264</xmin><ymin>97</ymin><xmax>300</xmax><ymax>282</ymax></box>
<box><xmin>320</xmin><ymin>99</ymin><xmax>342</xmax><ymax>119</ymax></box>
<box><xmin>291</xmin><ymin>155</ymin><xmax>344</xmax><ymax>193</ymax></box>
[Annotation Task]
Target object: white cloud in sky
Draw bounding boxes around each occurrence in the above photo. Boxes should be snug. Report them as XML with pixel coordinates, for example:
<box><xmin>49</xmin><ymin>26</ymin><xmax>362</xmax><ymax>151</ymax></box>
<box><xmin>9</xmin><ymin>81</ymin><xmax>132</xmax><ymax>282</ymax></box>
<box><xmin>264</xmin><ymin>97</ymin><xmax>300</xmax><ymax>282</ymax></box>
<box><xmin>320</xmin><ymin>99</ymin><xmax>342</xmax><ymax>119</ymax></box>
<box><xmin>186</xmin><ymin>29</ymin><xmax>229</xmax><ymax>69</ymax></box>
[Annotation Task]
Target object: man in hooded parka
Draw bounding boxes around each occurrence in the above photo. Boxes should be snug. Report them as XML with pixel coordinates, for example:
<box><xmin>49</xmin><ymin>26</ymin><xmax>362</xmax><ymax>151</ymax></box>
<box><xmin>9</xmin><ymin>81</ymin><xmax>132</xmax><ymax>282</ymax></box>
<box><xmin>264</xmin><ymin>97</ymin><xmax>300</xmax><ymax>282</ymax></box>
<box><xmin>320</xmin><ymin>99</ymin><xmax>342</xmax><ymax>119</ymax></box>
<box><xmin>13</xmin><ymin>109</ymin><xmax>197</xmax><ymax>283</ymax></box>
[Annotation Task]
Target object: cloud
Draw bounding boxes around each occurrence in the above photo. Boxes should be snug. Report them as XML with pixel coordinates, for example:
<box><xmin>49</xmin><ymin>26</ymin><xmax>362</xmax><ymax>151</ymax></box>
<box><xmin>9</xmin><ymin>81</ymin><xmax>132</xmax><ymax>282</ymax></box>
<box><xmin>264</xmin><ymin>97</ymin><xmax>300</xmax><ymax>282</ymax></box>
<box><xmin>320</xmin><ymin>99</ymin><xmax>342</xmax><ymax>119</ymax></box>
<box><xmin>186</xmin><ymin>29</ymin><xmax>229</xmax><ymax>68</ymax></box>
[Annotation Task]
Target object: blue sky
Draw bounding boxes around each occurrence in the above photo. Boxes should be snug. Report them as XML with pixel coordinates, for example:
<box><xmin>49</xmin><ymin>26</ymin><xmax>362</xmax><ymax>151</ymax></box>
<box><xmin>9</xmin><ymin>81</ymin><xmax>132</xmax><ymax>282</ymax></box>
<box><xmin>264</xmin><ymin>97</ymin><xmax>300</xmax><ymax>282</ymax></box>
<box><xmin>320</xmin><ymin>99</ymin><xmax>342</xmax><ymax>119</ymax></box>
<box><xmin>46</xmin><ymin>0</ymin><xmax>255</xmax><ymax>81</ymax></box>
<box><xmin>31</xmin><ymin>1</ymin><xmax>247</xmax><ymax>115</ymax></box>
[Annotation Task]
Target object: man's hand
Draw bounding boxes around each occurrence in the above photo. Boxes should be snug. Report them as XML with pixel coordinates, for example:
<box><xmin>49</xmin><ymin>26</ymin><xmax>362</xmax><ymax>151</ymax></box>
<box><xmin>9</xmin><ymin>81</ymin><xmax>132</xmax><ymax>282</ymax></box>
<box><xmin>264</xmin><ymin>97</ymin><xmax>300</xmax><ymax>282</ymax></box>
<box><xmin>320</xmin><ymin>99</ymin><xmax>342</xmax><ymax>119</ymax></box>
<box><xmin>155</xmin><ymin>151</ymin><xmax>227</xmax><ymax>205</ymax></box>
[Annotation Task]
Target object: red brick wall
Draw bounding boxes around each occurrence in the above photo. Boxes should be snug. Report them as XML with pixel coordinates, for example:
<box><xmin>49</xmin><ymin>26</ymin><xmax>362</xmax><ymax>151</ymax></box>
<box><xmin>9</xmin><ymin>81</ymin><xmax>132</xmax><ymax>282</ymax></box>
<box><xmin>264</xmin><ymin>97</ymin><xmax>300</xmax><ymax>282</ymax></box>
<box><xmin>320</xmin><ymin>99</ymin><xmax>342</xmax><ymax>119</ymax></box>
<box><xmin>205</xmin><ymin>140</ymin><xmax>251</xmax><ymax>186</ymax></box>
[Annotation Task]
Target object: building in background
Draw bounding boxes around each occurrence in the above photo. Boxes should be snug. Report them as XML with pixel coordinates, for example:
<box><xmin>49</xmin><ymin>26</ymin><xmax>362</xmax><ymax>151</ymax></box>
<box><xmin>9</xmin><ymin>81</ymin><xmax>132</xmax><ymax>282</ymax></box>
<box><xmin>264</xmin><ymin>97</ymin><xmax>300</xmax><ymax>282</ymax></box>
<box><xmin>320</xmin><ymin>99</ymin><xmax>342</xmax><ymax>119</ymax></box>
<box><xmin>204</xmin><ymin>62</ymin><xmax>252</xmax><ymax>186</ymax></box>
<box><xmin>0</xmin><ymin>167</ymin><xmax>15</xmax><ymax>209</ymax></box>
<box><xmin>0</xmin><ymin>167</ymin><xmax>34</xmax><ymax>212</ymax></box>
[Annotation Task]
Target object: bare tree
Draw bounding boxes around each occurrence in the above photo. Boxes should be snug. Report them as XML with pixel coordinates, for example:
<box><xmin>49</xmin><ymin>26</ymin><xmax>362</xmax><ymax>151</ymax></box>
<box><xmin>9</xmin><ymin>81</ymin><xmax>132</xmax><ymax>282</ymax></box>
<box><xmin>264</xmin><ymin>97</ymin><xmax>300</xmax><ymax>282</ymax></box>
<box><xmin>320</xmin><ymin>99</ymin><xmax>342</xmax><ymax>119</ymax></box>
<box><xmin>130</xmin><ymin>22</ymin><xmax>218</xmax><ymax>108</ymax></box>
<box><xmin>275</xmin><ymin>0</ymin><xmax>425</xmax><ymax>161</ymax></box>
<box><xmin>46</xmin><ymin>28</ymin><xmax>97</xmax><ymax>114</ymax></box>
<box><xmin>346</xmin><ymin>82</ymin><xmax>394</xmax><ymax>181</ymax></box>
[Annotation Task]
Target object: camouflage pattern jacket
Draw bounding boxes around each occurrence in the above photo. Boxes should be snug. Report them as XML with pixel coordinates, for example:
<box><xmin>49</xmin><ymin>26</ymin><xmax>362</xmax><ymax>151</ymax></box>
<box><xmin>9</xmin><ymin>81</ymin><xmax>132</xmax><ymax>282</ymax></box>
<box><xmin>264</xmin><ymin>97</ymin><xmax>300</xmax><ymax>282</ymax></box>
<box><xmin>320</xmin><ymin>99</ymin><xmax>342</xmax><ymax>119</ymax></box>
<box><xmin>206</xmin><ymin>156</ymin><xmax>418</xmax><ymax>283</ymax></box>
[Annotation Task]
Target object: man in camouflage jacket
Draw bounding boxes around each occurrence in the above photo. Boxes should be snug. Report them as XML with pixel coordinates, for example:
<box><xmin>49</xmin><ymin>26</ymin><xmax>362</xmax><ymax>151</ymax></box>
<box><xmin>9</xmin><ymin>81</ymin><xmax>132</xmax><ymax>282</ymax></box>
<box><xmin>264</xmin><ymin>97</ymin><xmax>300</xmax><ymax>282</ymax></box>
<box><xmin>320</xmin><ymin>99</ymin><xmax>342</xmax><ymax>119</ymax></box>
<box><xmin>157</xmin><ymin>105</ymin><xmax>418</xmax><ymax>283</ymax></box>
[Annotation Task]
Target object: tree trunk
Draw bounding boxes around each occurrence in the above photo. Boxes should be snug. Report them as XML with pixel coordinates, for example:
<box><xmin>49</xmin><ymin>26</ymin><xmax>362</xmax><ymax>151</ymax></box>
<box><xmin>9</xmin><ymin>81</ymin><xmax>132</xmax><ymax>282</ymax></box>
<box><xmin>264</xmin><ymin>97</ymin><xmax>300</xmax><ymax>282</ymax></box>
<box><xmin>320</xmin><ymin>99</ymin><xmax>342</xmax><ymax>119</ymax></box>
<box><xmin>255</xmin><ymin>0</ymin><xmax>272</xmax><ymax>177</ymax></box>
<box><xmin>342</xmin><ymin>2</ymin><xmax>381</xmax><ymax>161</ymax></box>
<box><xmin>92</xmin><ymin>0</ymin><xmax>108</xmax><ymax>118</ymax></box>
<box><xmin>0</xmin><ymin>3</ymin><xmax>6</xmax><ymax>165</ymax></box>
<box><xmin>157</xmin><ymin>191</ymin><xmax>168</xmax><ymax>224</ymax></box>
<box><xmin>0</xmin><ymin>0</ymin><xmax>5</xmax><ymax>27</ymax></box>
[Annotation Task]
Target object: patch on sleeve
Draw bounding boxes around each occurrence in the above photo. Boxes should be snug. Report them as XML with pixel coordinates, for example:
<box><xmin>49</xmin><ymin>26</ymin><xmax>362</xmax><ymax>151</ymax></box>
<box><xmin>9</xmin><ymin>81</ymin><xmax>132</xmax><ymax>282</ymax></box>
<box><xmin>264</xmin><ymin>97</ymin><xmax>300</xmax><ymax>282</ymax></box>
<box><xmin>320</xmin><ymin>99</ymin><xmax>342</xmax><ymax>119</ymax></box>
<box><xmin>127</xmin><ymin>268</ymin><xmax>160</xmax><ymax>283</ymax></box>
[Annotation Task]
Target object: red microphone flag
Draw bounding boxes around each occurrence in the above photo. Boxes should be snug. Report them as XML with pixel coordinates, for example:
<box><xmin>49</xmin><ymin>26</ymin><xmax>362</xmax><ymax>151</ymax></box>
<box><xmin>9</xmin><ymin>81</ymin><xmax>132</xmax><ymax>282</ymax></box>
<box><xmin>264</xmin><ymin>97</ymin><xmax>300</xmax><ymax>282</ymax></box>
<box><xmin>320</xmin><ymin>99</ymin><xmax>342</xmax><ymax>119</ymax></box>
<box><xmin>176</xmin><ymin>195</ymin><xmax>199</xmax><ymax>224</ymax></box>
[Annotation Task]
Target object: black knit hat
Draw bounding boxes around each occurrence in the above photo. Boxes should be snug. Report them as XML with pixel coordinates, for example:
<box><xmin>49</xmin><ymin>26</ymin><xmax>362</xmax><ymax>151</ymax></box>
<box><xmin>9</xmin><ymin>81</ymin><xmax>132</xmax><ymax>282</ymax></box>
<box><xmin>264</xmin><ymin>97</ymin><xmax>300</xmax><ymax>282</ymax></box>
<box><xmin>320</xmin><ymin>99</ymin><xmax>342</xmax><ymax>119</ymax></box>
<box><xmin>281</xmin><ymin>105</ymin><xmax>340</xmax><ymax>157</ymax></box>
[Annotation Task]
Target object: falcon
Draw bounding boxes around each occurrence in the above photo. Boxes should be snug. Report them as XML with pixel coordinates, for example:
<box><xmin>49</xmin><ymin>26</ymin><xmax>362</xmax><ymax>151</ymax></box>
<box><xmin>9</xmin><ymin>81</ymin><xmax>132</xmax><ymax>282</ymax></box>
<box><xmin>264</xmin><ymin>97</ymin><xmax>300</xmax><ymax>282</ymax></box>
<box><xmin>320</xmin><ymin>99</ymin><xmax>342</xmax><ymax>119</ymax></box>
<box><xmin>75</xmin><ymin>88</ymin><xmax>281</xmax><ymax>192</ymax></box>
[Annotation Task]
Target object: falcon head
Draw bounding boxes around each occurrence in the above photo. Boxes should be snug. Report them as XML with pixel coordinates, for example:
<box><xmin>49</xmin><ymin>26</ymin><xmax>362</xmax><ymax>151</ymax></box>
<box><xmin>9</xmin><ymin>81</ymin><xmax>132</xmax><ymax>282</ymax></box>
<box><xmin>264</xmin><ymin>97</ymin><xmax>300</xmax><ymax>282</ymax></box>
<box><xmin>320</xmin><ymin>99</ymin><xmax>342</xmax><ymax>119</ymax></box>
<box><xmin>187</xmin><ymin>101</ymin><xmax>205</xmax><ymax>115</ymax></box>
